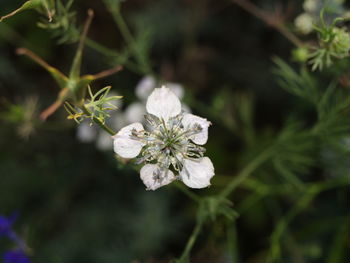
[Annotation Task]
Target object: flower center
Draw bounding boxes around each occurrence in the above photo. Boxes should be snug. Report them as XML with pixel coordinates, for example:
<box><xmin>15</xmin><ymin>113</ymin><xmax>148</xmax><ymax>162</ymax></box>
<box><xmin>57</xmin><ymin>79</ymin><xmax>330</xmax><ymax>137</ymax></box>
<box><xmin>131</xmin><ymin>113</ymin><xmax>206</xmax><ymax>171</ymax></box>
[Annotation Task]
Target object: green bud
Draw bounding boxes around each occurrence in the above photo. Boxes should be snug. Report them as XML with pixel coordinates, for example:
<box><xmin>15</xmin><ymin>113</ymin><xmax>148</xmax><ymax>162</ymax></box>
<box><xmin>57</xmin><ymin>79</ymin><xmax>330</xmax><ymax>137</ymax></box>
<box><xmin>292</xmin><ymin>47</ymin><xmax>310</xmax><ymax>63</ymax></box>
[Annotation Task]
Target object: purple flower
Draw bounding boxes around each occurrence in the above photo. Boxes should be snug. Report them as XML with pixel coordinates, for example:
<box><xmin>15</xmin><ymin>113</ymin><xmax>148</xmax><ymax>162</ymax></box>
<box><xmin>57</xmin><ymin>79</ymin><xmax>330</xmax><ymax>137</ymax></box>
<box><xmin>3</xmin><ymin>251</ymin><xmax>30</xmax><ymax>263</ymax></box>
<box><xmin>0</xmin><ymin>214</ymin><xmax>17</xmax><ymax>238</ymax></box>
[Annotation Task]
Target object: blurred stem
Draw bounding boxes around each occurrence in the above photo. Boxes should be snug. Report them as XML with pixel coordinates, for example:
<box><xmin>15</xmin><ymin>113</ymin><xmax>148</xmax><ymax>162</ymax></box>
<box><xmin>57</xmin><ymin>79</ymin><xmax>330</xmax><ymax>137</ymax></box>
<box><xmin>326</xmin><ymin>214</ymin><xmax>350</xmax><ymax>263</ymax></box>
<box><xmin>81</xmin><ymin>105</ymin><xmax>115</xmax><ymax>135</ymax></box>
<box><xmin>85</xmin><ymin>38</ymin><xmax>144</xmax><ymax>74</ymax></box>
<box><xmin>220</xmin><ymin>147</ymin><xmax>273</xmax><ymax>198</ymax></box>
<box><xmin>178</xmin><ymin>220</ymin><xmax>203</xmax><ymax>262</ymax></box>
<box><xmin>231</xmin><ymin>0</ymin><xmax>304</xmax><ymax>47</ymax></box>
<box><xmin>226</xmin><ymin>220</ymin><xmax>239</xmax><ymax>262</ymax></box>
<box><xmin>174</xmin><ymin>182</ymin><xmax>201</xmax><ymax>202</ymax></box>
<box><xmin>267</xmin><ymin>178</ymin><xmax>350</xmax><ymax>263</ymax></box>
<box><xmin>107</xmin><ymin>4</ymin><xmax>152</xmax><ymax>75</ymax></box>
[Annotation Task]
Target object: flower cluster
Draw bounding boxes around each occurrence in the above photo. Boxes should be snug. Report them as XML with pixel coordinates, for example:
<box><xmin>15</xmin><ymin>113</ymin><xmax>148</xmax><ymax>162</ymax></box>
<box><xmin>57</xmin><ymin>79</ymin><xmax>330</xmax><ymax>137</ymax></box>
<box><xmin>0</xmin><ymin>214</ymin><xmax>30</xmax><ymax>263</ymax></box>
<box><xmin>113</xmin><ymin>86</ymin><xmax>215</xmax><ymax>190</ymax></box>
<box><xmin>309</xmin><ymin>23</ymin><xmax>350</xmax><ymax>70</ymax></box>
<box><xmin>294</xmin><ymin>0</ymin><xmax>348</xmax><ymax>34</ymax></box>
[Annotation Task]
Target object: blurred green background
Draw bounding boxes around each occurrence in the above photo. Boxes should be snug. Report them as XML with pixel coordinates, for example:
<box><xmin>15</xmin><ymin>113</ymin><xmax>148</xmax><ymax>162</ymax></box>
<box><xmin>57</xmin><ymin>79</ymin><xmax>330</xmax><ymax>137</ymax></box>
<box><xmin>1</xmin><ymin>0</ymin><xmax>350</xmax><ymax>262</ymax></box>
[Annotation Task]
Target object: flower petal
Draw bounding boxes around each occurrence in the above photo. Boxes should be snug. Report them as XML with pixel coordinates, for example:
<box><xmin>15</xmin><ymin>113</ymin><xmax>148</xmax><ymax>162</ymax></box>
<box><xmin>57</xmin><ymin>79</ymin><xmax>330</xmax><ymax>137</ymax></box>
<box><xmin>140</xmin><ymin>164</ymin><xmax>176</xmax><ymax>190</ymax></box>
<box><xmin>182</xmin><ymin>113</ymin><xmax>211</xmax><ymax>145</ymax></box>
<box><xmin>135</xmin><ymin>75</ymin><xmax>156</xmax><ymax>100</ymax></box>
<box><xmin>146</xmin><ymin>86</ymin><xmax>181</xmax><ymax>121</ymax></box>
<box><xmin>124</xmin><ymin>102</ymin><xmax>146</xmax><ymax>124</ymax></box>
<box><xmin>113</xmin><ymin>123</ymin><xmax>144</xmax><ymax>158</ymax></box>
<box><xmin>180</xmin><ymin>157</ymin><xmax>215</xmax><ymax>189</ymax></box>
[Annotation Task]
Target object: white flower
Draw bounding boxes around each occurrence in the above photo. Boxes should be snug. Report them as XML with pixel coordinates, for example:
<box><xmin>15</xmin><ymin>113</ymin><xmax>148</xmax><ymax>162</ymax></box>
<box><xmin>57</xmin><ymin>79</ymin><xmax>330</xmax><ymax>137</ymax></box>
<box><xmin>303</xmin><ymin>0</ymin><xmax>318</xmax><ymax>13</ymax></box>
<box><xmin>113</xmin><ymin>86</ymin><xmax>214</xmax><ymax>190</ymax></box>
<box><xmin>294</xmin><ymin>13</ymin><xmax>314</xmax><ymax>35</ymax></box>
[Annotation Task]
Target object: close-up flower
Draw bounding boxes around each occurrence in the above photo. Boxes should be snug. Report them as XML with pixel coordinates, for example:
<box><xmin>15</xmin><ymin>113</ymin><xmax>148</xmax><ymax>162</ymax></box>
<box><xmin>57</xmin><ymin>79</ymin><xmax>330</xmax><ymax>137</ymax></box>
<box><xmin>113</xmin><ymin>86</ymin><xmax>214</xmax><ymax>190</ymax></box>
<box><xmin>3</xmin><ymin>0</ymin><xmax>350</xmax><ymax>261</ymax></box>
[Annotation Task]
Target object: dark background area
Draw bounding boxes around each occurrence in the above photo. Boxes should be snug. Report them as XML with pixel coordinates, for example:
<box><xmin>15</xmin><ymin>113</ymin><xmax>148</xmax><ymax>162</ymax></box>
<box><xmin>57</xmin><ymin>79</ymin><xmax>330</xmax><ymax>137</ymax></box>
<box><xmin>1</xmin><ymin>0</ymin><xmax>350</xmax><ymax>262</ymax></box>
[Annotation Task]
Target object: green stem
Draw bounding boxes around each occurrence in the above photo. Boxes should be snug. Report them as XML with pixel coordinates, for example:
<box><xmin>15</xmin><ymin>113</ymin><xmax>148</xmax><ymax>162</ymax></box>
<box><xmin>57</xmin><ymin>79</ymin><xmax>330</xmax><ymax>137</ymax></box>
<box><xmin>81</xmin><ymin>105</ymin><xmax>115</xmax><ymax>135</ymax></box>
<box><xmin>85</xmin><ymin>38</ymin><xmax>144</xmax><ymax>74</ymax></box>
<box><xmin>220</xmin><ymin>147</ymin><xmax>273</xmax><ymax>198</ymax></box>
<box><xmin>178</xmin><ymin>220</ymin><xmax>203</xmax><ymax>262</ymax></box>
<box><xmin>107</xmin><ymin>5</ymin><xmax>152</xmax><ymax>74</ymax></box>
<box><xmin>231</xmin><ymin>0</ymin><xmax>304</xmax><ymax>48</ymax></box>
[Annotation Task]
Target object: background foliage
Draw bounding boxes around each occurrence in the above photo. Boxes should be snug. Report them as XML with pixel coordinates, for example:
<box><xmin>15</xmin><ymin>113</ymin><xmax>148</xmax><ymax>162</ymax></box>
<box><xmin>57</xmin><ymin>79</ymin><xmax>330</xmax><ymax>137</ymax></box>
<box><xmin>1</xmin><ymin>0</ymin><xmax>350</xmax><ymax>262</ymax></box>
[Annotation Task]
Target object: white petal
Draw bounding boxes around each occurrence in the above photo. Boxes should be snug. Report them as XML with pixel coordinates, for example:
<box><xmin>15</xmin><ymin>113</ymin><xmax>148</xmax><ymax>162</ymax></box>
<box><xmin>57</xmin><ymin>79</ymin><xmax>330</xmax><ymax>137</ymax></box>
<box><xmin>294</xmin><ymin>13</ymin><xmax>314</xmax><ymax>35</ymax></box>
<box><xmin>167</xmin><ymin>82</ymin><xmax>184</xmax><ymax>99</ymax></box>
<box><xmin>303</xmin><ymin>0</ymin><xmax>317</xmax><ymax>13</ymax></box>
<box><xmin>180</xmin><ymin>157</ymin><xmax>215</xmax><ymax>189</ymax></box>
<box><xmin>96</xmin><ymin>131</ymin><xmax>113</xmax><ymax>151</ymax></box>
<box><xmin>140</xmin><ymin>164</ymin><xmax>176</xmax><ymax>190</ymax></box>
<box><xmin>146</xmin><ymin>86</ymin><xmax>182</xmax><ymax>121</ymax></box>
<box><xmin>135</xmin><ymin>76</ymin><xmax>156</xmax><ymax>100</ymax></box>
<box><xmin>112</xmin><ymin>123</ymin><xmax>144</xmax><ymax>158</ymax></box>
<box><xmin>124</xmin><ymin>102</ymin><xmax>146</xmax><ymax>124</ymax></box>
<box><xmin>182</xmin><ymin>113</ymin><xmax>211</xmax><ymax>145</ymax></box>
<box><xmin>76</xmin><ymin>121</ymin><xmax>97</xmax><ymax>143</ymax></box>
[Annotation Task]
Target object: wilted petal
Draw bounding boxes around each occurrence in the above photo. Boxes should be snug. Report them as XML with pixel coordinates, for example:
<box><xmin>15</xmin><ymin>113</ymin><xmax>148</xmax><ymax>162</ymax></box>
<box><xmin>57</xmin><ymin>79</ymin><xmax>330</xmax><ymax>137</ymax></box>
<box><xmin>113</xmin><ymin>123</ymin><xmax>144</xmax><ymax>158</ymax></box>
<box><xmin>111</xmin><ymin>112</ymin><xmax>127</xmax><ymax>131</ymax></box>
<box><xmin>140</xmin><ymin>164</ymin><xmax>176</xmax><ymax>190</ymax></box>
<box><xmin>182</xmin><ymin>113</ymin><xmax>211</xmax><ymax>145</ymax></box>
<box><xmin>180</xmin><ymin>157</ymin><xmax>215</xmax><ymax>188</ymax></box>
<box><xmin>96</xmin><ymin>131</ymin><xmax>113</xmax><ymax>151</ymax></box>
<box><xmin>124</xmin><ymin>102</ymin><xmax>146</xmax><ymax>124</ymax></box>
<box><xmin>135</xmin><ymin>76</ymin><xmax>156</xmax><ymax>100</ymax></box>
<box><xmin>76</xmin><ymin>121</ymin><xmax>97</xmax><ymax>143</ymax></box>
<box><xmin>146</xmin><ymin>86</ymin><xmax>181</xmax><ymax>121</ymax></box>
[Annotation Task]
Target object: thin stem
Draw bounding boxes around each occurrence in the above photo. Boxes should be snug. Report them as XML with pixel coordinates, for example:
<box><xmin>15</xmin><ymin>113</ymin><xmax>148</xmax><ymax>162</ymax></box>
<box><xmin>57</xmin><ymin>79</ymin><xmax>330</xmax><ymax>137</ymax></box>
<box><xmin>108</xmin><ymin>5</ymin><xmax>152</xmax><ymax>74</ymax></box>
<box><xmin>81</xmin><ymin>105</ymin><xmax>115</xmax><ymax>135</ymax></box>
<box><xmin>226</xmin><ymin>220</ymin><xmax>239</xmax><ymax>262</ymax></box>
<box><xmin>85</xmin><ymin>38</ymin><xmax>143</xmax><ymax>74</ymax></box>
<box><xmin>220</xmin><ymin>147</ymin><xmax>273</xmax><ymax>198</ymax></box>
<box><xmin>16</xmin><ymin>48</ymin><xmax>66</xmax><ymax>79</ymax></box>
<box><xmin>90</xmin><ymin>65</ymin><xmax>123</xmax><ymax>80</ymax></box>
<box><xmin>231</xmin><ymin>0</ymin><xmax>304</xmax><ymax>47</ymax></box>
<box><xmin>70</xmin><ymin>9</ymin><xmax>94</xmax><ymax>79</ymax></box>
<box><xmin>178</xmin><ymin>220</ymin><xmax>203</xmax><ymax>262</ymax></box>
<box><xmin>326</xmin><ymin>213</ymin><xmax>350</xmax><ymax>263</ymax></box>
